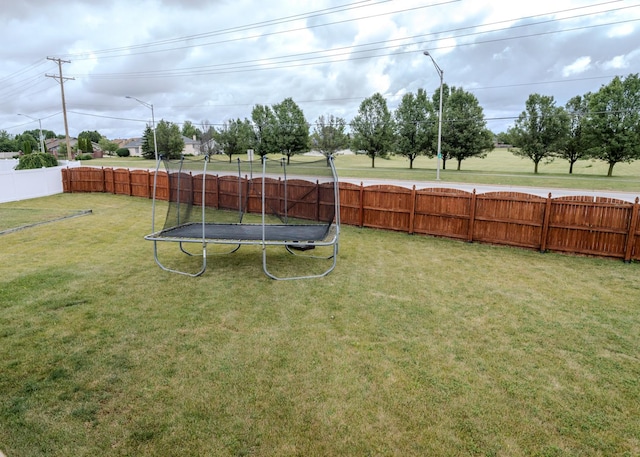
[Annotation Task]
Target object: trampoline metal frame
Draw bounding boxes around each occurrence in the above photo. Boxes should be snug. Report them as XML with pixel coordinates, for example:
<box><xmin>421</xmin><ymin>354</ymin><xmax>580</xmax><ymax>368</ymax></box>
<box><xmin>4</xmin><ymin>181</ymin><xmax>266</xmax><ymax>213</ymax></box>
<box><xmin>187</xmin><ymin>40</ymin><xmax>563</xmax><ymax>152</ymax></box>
<box><xmin>144</xmin><ymin>155</ymin><xmax>340</xmax><ymax>280</ymax></box>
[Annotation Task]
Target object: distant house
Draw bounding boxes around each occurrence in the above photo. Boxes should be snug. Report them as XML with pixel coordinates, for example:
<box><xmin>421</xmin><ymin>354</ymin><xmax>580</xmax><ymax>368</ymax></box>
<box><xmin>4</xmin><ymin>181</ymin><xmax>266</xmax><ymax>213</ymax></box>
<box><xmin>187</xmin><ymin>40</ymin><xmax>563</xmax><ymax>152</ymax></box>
<box><xmin>124</xmin><ymin>135</ymin><xmax>202</xmax><ymax>157</ymax></box>
<box><xmin>123</xmin><ymin>138</ymin><xmax>144</xmax><ymax>157</ymax></box>
<box><xmin>45</xmin><ymin>138</ymin><xmax>76</xmax><ymax>156</ymax></box>
<box><xmin>44</xmin><ymin>138</ymin><xmax>102</xmax><ymax>157</ymax></box>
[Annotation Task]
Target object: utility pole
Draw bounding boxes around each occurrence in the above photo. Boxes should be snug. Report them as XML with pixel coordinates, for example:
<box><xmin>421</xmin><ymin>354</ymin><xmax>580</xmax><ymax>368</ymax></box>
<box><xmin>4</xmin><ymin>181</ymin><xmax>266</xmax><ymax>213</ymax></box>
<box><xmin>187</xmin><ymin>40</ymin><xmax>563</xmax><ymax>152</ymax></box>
<box><xmin>46</xmin><ymin>57</ymin><xmax>75</xmax><ymax>160</ymax></box>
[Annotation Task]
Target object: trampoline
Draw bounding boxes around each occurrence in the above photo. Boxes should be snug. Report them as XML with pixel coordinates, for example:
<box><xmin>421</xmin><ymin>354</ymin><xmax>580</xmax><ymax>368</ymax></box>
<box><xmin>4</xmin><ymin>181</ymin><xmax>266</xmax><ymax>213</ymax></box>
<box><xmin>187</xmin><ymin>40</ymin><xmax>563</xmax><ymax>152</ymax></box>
<box><xmin>144</xmin><ymin>154</ymin><xmax>340</xmax><ymax>279</ymax></box>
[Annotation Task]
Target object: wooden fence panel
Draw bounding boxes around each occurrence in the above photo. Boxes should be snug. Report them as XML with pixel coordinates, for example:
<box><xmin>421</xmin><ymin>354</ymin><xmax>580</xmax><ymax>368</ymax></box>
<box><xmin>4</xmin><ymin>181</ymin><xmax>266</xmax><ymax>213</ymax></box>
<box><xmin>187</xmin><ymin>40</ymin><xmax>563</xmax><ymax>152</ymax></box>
<box><xmin>284</xmin><ymin>179</ymin><xmax>319</xmax><ymax>221</ymax></box>
<box><xmin>255</xmin><ymin>177</ymin><xmax>283</xmax><ymax>217</ymax></box>
<box><xmin>112</xmin><ymin>168</ymin><xmax>132</xmax><ymax>196</ymax></box>
<box><xmin>627</xmin><ymin>199</ymin><xmax>640</xmax><ymax>261</ymax></box>
<box><xmin>61</xmin><ymin>169</ymin><xmax>70</xmax><ymax>192</ymax></box>
<box><xmin>103</xmin><ymin>168</ymin><xmax>115</xmax><ymax>194</ymax></box>
<box><xmin>338</xmin><ymin>182</ymin><xmax>362</xmax><ymax>226</ymax></box>
<box><xmin>167</xmin><ymin>172</ymin><xmax>193</xmax><ymax>204</ymax></box>
<box><xmin>362</xmin><ymin>185</ymin><xmax>413</xmax><ymax>232</ymax></box>
<box><xmin>413</xmin><ymin>188</ymin><xmax>472</xmax><ymax>240</ymax></box>
<box><xmin>217</xmin><ymin>175</ymin><xmax>245</xmax><ymax>211</ymax></box>
<box><xmin>192</xmin><ymin>175</ymin><xmax>204</xmax><ymax>207</ymax></box>
<box><xmin>61</xmin><ymin>168</ymin><xmax>640</xmax><ymax>263</ymax></box>
<box><xmin>153</xmin><ymin>171</ymin><xmax>169</xmax><ymax>201</ymax></box>
<box><xmin>545</xmin><ymin>197</ymin><xmax>633</xmax><ymax>259</ymax></box>
<box><xmin>198</xmin><ymin>174</ymin><xmax>220</xmax><ymax>208</ymax></box>
<box><xmin>67</xmin><ymin>167</ymin><xmax>105</xmax><ymax>193</ymax></box>
<box><xmin>318</xmin><ymin>182</ymin><xmax>337</xmax><ymax>223</ymax></box>
<box><xmin>473</xmin><ymin>192</ymin><xmax>546</xmax><ymax>249</ymax></box>
<box><xmin>130</xmin><ymin>170</ymin><xmax>151</xmax><ymax>198</ymax></box>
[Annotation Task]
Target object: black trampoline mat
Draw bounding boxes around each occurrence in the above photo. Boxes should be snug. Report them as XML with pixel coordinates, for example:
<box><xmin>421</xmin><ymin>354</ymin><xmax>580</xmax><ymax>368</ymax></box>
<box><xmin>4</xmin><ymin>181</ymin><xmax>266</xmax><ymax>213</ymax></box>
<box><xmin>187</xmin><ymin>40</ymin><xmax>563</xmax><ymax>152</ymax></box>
<box><xmin>158</xmin><ymin>222</ymin><xmax>330</xmax><ymax>242</ymax></box>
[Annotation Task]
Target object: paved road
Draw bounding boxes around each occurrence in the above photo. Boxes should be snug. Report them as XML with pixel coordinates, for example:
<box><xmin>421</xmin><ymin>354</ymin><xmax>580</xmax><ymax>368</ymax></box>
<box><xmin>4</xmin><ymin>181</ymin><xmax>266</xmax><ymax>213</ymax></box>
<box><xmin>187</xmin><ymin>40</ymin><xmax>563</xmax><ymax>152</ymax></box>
<box><xmin>338</xmin><ymin>177</ymin><xmax>640</xmax><ymax>203</ymax></box>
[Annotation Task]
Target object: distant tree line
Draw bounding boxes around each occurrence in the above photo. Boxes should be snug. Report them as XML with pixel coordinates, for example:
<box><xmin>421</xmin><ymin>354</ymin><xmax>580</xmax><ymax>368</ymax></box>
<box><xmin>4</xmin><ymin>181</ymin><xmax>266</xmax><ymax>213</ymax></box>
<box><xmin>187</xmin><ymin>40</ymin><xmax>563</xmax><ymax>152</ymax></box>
<box><xmin>502</xmin><ymin>73</ymin><xmax>640</xmax><ymax>176</ymax></box>
<box><xmin>135</xmin><ymin>74</ymin><xmax>640</xmax><ymax>175</ymax></box>
<box><xmin>140</xmin><ymin>88</ymin><xmax>493</xmax><ymax>171</ymax></box>
<box><xmin>4</xmin><ymin>74</ymin><xmax>637</xmax><ymax>176</ymax></box>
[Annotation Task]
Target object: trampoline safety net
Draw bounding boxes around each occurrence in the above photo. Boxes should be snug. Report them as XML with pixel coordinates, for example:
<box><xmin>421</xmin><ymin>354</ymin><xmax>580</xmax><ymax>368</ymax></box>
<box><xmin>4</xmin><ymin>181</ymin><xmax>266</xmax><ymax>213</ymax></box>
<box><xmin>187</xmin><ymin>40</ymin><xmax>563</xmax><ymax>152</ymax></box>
<box><xmin>145</xmin><ymin>154</ymin><xmax>340</xmax><ymax>279</ymax></box>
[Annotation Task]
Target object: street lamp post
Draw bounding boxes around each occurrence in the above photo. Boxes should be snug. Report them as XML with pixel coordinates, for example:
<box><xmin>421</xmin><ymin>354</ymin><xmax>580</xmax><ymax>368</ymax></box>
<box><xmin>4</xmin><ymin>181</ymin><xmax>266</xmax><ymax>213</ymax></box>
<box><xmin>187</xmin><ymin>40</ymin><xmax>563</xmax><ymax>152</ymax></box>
<box><xmin>125</xmin><ymin>96</ymin><xmax>158</xmax><ymax>161</ymax></box>
<box><xmin>18</xmin><ymin>113</ymin><xmax>45</xmax><ymax>154</ymax></box>
<box><xmin>423</xmin><ymin>51</ymin><xmax>443</xmax><ymax>181</ymax></box>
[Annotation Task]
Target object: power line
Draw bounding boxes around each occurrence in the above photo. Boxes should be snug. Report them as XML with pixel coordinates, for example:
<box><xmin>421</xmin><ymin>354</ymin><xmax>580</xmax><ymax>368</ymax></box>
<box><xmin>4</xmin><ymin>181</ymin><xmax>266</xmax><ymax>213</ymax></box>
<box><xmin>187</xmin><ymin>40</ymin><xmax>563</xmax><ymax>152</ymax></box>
<box><xmin>61</xmin><ymin>0</ymin><xmax>458</xmax><ymax>61</ymax></box>
<box><xmin>69</xmin><ymin>5</ymin><xmax>638</xmax><ymax>80</ymax></box>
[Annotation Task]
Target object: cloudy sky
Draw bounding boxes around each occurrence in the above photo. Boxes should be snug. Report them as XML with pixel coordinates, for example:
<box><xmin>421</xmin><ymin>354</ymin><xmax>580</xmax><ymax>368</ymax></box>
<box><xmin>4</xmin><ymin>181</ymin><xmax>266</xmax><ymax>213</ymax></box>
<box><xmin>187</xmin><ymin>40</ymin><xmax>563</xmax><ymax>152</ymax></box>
<box><xmin>1</xmin><ymin>0</ymin><xmax>639</xmax><ymax>141</ymax></box>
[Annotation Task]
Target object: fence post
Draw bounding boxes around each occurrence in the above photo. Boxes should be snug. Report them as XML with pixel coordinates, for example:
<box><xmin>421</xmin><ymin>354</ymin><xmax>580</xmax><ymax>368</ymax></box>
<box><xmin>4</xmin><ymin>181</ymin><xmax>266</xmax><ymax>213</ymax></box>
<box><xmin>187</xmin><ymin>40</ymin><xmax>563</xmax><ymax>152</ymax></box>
<box><xmin>467</xmin><ymin>189</ymin><xmax>477</xmax><ymax>242</ymax></box>
<box><xmin>316</xmin><ymin>180</ymin><xmax>320</xmax><ymax>222</ymax></box>
<box><xmin>100</xmin><ymin>167</ymin><xmax>105</xmax><ymax>193</ymax></box>
<box><xmin>215</xmin><ymin>175</ymin><xmax>219</xmax><ymax>209</ymax></box>
<box><xmin>359</xmin><ymin>182</ymin><xmax>364</xmax><ymax>228</ymax></box>
<box><xmin>624</xmin><ymin>197</ymin><xmax>639</xmax><ymax>263</ymax></box>
<box><xmin>61</xmin><ymin>168</ymin><xmax>68</xmax><ymax>193</ymax></box>
<box><xmin>540</xmin><ymin>193</ymin><xmax>553</xmax><ymax>252</ymax></box>
<box><xmin>409</xmin><ymin>185</ymin><xmax>416</xmax><ymax>235</ymax></box>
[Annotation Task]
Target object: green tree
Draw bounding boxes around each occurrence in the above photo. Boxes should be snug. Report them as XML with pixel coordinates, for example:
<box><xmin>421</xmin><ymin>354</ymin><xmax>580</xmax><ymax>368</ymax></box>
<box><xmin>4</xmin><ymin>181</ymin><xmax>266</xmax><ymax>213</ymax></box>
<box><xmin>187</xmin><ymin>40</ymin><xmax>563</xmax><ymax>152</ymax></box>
<box><xmin>0</xmin><ymin>130</ymin><xmax>18</xmax><ymax>152</ymax></box>
<box><xmin>442</xmin><ymin>87</ymin><xmax>493</xmax><ymax>170</ymax></box>
<box><xmin>394</xmin><ymin>89</ymin><xmax>435</xmax><ymax>169</ymax></box>
<box><xmin>273</xmin><ymin>97</ymin><xmax>309</xmax><ymax>163</ymax></box>
<box><xmin>22</xmin><ymin>140</ymin><xmax>33</xmax><ymax>154</ymax></box>
<box><xmin>508</xmin><ymin>93</ymin><xmax>569</xmax><ymax>173</ymax></box>
<box><xmin>16</xmin><ymin>133</ymin><xmax>38</xmax><ymax>153</ymax></box>
<box><xmin>15</xmin><ymin>152</ymin><xmax>57</xmax><ymax>170</ymax></box>
<box><xmin>156</xmin><ymin>120</ymin><xmax>184</xmax><ymax>160</ymax></box>
<box><xmin>311</xmin><ymin>114</ymin><xmax>349</xmax><ymax>162</ymax></box>
<box><xmin>583</xmin><ymin>74</ymin><xmax>640</xmax><ymax>177</ymax></box>
<box><xmin>141</xmin><ymin>126</ymin><xmax>155</xmax><ymax>159</ymax></box>
<box><xmin>495</xmin><ymin>131</ymin><xmax>514</xmax><ymax>146</ymax></box>
<box><xmin>251</xmin><ymin>104</ymin><xmax>279</xmax><ymax>157</ymax></box>
<box><xmin>181</xmin><ymin>120</ymin><xmax>201</xmax><ymax>140</ymax></box>
<box><xmin>350</xmin><ymin>93</ymin><xmax>395</xmax><ymax>168</ymax></box>
<box><xmin>78</xmin><ymin>130</ymin><xmax>102</xmax><ymax>144</ymax></box>
<box><xmin>43</xmin><ymin>129</ymin><xmax>56</xmax><ymax>140</ymax></box>
<box><xmin>142</xmin><ymin>121</ymin><xmax>184</xmax><ymax>159</ymax></box>
<box><xmin>98</xmin><ymin>138</ymin><xmax>119</xmax><ymax>156</ymax></box>
<box><xmin>561</xmin><ymin>95</ymin><xmax>590</xmax><ymax>174</ymax></box>
<box><xmin>77</xmin><ymin>137</ymin><xmax>93</xmax><ymax>153</ymax></box>
<box><xmin>213</xmin><ymin>118</ymin><xmax>255</xmax><ymax>162</ymax></box>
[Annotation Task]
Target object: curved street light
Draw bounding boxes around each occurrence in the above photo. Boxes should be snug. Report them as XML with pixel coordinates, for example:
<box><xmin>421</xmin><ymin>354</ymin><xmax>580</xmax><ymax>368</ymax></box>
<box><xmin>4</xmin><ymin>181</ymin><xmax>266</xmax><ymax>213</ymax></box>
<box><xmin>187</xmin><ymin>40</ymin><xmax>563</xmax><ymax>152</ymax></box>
<box><xmin>424</xmin><ymin>51</ymin><xmax>443</xmax><ymax>181</ymax></box>
<box><xmin>18</xmin><ymin>113</ymin><xmax>45</xmax><ymax>154</ymax></box>
<box><xmin>125</xmin><ymin>96</ymin><xmax>158</xmax><ymax>161</ymax></box>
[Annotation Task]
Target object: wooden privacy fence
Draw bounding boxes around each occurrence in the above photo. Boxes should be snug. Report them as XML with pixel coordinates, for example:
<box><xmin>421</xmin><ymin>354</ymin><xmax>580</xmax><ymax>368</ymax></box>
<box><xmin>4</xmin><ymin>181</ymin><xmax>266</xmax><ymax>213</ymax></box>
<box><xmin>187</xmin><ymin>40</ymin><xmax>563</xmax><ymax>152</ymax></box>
<box><xmin>62</xmin><ymin>167</ymin><xmax>640</xmax><ymax>262</ymax></box>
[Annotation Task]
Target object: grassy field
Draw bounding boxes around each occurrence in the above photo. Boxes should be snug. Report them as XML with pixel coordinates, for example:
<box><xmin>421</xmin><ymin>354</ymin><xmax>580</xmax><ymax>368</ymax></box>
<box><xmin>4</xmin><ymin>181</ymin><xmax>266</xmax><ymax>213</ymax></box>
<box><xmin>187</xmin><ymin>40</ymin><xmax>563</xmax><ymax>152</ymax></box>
<box><xmin>1</xmin><ymin>193</ymin><xmax>639</xmax><ymax>456</ymax></box>
<box><xmin>89</xmin><ymin>148</ymin><xmax>640</xmax><ymax>193</ymax></box>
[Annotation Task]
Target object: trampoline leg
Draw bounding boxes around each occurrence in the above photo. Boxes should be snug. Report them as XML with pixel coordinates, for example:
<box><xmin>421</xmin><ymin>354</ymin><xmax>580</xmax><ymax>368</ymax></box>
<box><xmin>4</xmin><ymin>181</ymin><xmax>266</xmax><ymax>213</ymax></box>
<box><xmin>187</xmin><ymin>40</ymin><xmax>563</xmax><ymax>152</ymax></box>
<box><xmin>152</xmin><ymin>240</ymin><xmax>207</xmax><ymax>277</ymax></box>
<box><xmin>262</xmin><ymin>242</ymin><xmax>338</xmax><ymax>280</ymax></box>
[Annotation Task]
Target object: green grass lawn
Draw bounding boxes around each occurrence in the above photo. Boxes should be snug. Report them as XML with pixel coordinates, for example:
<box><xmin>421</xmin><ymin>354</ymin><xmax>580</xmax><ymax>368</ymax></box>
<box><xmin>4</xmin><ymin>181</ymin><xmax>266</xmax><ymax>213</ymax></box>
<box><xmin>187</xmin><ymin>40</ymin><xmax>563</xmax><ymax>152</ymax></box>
<box><xmin>89</xmin><ymin>148</ymin><xmax>640</xmax><ymax>194</ymax></box>
<box><xmin>1</xmin><ymin>193</ymin><xmax>639</xmax><ymax>456</ymax></box>
<box><xmin>0</xmin><ymin>207</ymin><xmax>91</xmax><ymax>234</ymax></box>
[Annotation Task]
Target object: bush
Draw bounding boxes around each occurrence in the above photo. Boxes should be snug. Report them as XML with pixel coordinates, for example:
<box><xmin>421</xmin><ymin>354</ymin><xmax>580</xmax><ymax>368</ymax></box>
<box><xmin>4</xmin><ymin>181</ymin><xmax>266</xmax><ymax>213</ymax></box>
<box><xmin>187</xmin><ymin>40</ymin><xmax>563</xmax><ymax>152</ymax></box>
<box><xmin>14</xmin><ymin>153</ymin><xmax>58</xmax><ymax>170</ymax></box>
<box><xmin>76</xmin><ymin>153</ymin><xmax>93</xmax><ymax>161</ymax></box>
<box><xmin>116</xmin><ymin>148</ymin><xmax>130</xmax><ymax>157</ymax></box>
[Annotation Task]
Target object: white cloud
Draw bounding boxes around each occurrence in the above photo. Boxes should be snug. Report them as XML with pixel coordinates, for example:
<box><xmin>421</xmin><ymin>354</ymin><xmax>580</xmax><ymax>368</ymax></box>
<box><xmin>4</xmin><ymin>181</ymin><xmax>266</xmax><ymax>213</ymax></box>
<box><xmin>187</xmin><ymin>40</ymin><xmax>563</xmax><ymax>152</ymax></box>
<box><xmin>1</xmin><ymin>0</ymin><xmax>640</xmax><ymax>138</ymax></box>
<box><xmin>607</xmin><ymin>23</ymin><xmax>635</xmax><ymax>38</ymax></box>
<box><xmin>562</xmin><ymin>56</ymin><xmax>591</xmax><ymax>77</ymax></box>
<box><xmin>602</xmin><ymin>55</ymin><xmax>629</xmax><ymax>70</ymax></box>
